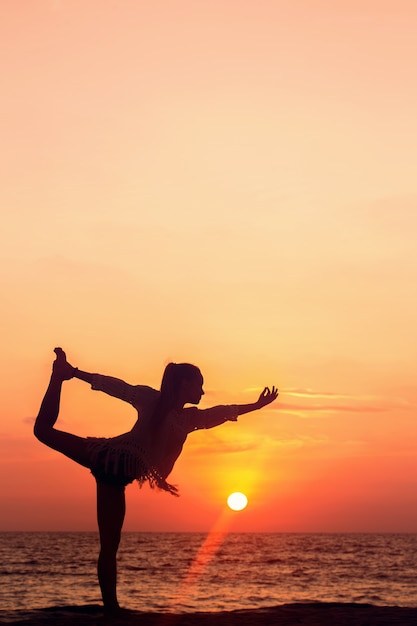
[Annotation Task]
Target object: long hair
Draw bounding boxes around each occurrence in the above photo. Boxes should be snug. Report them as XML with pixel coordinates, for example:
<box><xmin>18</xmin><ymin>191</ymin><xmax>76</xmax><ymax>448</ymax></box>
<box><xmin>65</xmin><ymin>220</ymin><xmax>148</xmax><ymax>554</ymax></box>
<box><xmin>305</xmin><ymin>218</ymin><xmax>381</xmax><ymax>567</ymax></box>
<box><xmin>160</xmin><ymin>362</ymin><xmax>201</xmax><ymax>399</ymax></box>
<box><xmin>149</xmin><ymin>362</ymin><xmax>201</xmax><ymax>436</ymax></box>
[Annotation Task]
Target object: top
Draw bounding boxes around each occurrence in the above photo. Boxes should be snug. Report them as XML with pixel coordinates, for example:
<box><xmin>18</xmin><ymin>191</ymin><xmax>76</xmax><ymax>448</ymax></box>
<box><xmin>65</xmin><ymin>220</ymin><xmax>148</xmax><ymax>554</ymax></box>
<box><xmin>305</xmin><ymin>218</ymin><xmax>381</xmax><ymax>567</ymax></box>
<box><xmin>89</xmin><ymin>374</ymin><xmax>239</xmax><ymax>489</ymax></box>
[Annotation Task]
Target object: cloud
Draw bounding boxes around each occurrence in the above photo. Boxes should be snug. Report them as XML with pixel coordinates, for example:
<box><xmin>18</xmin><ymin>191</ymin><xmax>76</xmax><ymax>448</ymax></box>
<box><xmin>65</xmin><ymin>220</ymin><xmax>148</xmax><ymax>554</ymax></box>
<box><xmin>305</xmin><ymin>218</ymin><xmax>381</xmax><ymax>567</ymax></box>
<box><xmin>0</xmin><ymin>435</ymin><xmax>42</xmax><ymax>463</ymax></box>
<box><xmin>187</xmin><ymin>430</ymin><xmax>368</xmax><ymax>459</ymax></box>
<box><xmin>268</xmin><ymin>389</ymin><xmax>414</xmax><ymax>418</ymax></box>
<box><xmin>277</xmin><ymin>401</ymin><xmax>387</xmax><ymax>414</ymax></box>
<box><xmin>282</xmin><ymin>387</ymin><xmax>353</xmax><ymax>399</ymax></box>
<box><xmin>188</xmin><ymin>433</ymin><xmax>260</xmax><ymax>456</ymax></box>
<box><xmin>199</xmin><ymin>386</ymin><xmax>414</xmax><ymax>421</ymax></box>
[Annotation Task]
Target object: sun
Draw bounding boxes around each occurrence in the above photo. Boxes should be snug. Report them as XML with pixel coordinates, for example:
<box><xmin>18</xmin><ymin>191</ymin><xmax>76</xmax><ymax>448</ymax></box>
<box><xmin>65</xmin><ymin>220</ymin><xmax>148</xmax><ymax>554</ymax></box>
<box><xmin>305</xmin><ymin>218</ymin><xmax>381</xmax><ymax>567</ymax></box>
<box><xmin>227</xmin><ymin>492</ymin><xmax>248</xmax><ymax>511</ymax></box>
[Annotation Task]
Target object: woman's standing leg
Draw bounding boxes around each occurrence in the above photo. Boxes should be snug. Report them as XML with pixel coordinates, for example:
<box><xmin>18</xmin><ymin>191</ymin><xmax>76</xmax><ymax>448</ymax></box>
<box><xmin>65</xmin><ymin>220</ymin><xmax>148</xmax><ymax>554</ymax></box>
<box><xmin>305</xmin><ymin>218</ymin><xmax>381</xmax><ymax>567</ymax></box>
<box><xmin>96</xmin><ymin>481</ymin><xmax>126</xmax><ymax>614</ymax></box>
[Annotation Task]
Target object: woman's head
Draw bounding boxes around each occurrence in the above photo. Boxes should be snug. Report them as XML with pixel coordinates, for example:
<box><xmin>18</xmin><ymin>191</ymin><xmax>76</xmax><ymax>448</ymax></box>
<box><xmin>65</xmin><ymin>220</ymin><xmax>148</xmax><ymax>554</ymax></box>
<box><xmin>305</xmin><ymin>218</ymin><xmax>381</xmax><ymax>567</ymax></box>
<box><xmin>160</xmin><ymin>362</ymin><xmax>204</xmax><ymax>406</ymax></box>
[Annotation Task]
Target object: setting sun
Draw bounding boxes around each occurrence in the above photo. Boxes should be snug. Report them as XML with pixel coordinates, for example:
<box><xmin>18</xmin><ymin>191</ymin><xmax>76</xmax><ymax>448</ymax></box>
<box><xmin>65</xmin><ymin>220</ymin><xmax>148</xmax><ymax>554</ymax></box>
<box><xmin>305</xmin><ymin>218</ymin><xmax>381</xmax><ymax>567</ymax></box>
<box><xmin>227</xmin><ymin>492</ymin><xmax>248</xmax><ymax>511</ymax></box>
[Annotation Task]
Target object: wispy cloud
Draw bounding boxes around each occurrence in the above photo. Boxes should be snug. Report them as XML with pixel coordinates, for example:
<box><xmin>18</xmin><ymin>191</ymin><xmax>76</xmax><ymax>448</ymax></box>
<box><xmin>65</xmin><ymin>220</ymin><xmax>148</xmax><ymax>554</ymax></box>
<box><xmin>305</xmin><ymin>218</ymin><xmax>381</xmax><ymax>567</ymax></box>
<box><xmin>266</xmin><ymin>388</ymin><xmax>414</xmax><ymax>419</ymax></box>
<box><xmin>0</xmin><ymin>435</ymin><xmax>42</xmax><ymax>464</ymax></box>
<box><xmin>187</xmin><ymin>430</ymin><xmax>368</xmax><ymax>458</ymax></box>
<box><xmin>281</xmin><ymin>387</ymin><xmax>353</xmax><ymax>399</ymax></box>
<box><xmin>277</xmin><ymin>401</ymin><xmax>388</xmax><ymax>415</ymax></box>
<box><xmin>188</xmin><ymin>432</ymin><xmax>260</xmax><ymax>455</ymax></box>
<box><xmin>200</xmin><ymin>385</ymin><xmax>413</xmax><ymax>420</ymax></box>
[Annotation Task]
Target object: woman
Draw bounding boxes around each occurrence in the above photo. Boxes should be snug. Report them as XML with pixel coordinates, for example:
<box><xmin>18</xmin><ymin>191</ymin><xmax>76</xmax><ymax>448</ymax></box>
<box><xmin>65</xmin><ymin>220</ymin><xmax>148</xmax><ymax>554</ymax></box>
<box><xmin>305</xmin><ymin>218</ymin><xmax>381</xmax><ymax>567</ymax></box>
<box><xmin>34</xmin><ymin>348</ymin><xmax>278</xmax><ymax>614</ymax></box>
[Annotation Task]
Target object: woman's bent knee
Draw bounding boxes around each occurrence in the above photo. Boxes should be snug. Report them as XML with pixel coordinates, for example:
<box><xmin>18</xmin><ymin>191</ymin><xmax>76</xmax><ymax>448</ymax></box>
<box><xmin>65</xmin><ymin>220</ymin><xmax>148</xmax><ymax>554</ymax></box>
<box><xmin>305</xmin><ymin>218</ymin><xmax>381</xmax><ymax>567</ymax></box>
<box><xmin>33</xmin><ymin>422</ymin><xmax>50</xmax><ymax>444</ymax></box>
<box><xmin>33</xmin><ymin>427</ymin><xmax>92</xmax><ymax>468</ymax></box>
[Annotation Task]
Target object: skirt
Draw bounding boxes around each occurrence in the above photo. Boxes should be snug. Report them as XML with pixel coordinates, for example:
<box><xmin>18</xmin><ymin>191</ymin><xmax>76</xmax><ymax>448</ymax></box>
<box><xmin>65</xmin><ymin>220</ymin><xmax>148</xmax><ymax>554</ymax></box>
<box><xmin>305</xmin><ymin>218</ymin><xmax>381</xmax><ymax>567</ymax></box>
<box><xmin>86</xmin><ymin>437</ymin><xmax>178</xmax><ymax>495</ymax></box>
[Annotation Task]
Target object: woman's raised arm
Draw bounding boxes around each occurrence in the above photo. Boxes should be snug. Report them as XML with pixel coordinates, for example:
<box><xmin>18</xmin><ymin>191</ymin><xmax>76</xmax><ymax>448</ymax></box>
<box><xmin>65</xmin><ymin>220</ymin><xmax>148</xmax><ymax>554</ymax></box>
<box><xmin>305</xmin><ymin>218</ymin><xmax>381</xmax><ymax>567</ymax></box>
<box><xmin>56</xmin><ymin>348</ymin><xmax>150</xmax><ymax>406</ymax></box>
<box><xmin>235</xmin><ymin>386</ymin><xmax>279</xmax><ymax>416</ymax></box>
<box><xmin>184</xmin><ymin>386</ymin><xmax>279</xmax><ymax>431</ymax></box>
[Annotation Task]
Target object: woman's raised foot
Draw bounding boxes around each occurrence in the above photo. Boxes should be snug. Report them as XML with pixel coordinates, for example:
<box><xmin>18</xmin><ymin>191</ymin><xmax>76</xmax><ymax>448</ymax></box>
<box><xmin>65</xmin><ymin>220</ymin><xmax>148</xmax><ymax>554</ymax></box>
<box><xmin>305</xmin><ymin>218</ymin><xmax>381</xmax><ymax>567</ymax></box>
<box><xmin>52</xmin><ymin>347</ymin><xmax>76</xmax><ymax>380</ymax></box>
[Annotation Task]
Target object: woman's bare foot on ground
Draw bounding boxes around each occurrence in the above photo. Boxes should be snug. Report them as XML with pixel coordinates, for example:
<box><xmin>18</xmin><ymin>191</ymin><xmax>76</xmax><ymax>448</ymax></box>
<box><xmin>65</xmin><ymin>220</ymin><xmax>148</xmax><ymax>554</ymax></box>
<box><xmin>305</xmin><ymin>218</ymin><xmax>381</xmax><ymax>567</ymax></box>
<box><xmin>52</xmin><ymin>347</ymin><xmax>76</xmax><ymax>380</ymax></box>
<box><xmin>103</xmin><ymin>606</ymin><xmax>135</xmax><ymax>620</ymax></box>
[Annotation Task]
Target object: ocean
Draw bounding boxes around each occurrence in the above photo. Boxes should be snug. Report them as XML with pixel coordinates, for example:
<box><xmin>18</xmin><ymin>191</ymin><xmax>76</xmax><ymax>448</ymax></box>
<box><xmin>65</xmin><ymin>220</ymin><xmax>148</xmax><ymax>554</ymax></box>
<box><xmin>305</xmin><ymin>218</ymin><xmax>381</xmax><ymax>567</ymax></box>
<box><xmin>1</xmin><ymin>532</ymin><xmax>416</xmax><ymax>614</ymax></box>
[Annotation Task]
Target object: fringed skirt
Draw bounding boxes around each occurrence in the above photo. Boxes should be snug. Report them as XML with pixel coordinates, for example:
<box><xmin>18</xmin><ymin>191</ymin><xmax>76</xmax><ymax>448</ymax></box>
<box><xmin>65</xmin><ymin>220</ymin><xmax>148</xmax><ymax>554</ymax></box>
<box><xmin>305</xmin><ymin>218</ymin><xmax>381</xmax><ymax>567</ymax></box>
<box><xmin>86</xmin><ymin>437</ymin><xmax>178</xmax><ymax>495</ymax></box>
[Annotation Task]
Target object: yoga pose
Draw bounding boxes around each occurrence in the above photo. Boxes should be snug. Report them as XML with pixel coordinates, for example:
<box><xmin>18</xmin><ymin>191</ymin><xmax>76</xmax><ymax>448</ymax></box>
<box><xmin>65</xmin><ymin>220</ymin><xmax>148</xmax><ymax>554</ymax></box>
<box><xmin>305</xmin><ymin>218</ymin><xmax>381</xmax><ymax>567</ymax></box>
<box><xmin>34</xmin><ymin>348</ymin><xmax>278</xmax><ymax>614</ymax></box>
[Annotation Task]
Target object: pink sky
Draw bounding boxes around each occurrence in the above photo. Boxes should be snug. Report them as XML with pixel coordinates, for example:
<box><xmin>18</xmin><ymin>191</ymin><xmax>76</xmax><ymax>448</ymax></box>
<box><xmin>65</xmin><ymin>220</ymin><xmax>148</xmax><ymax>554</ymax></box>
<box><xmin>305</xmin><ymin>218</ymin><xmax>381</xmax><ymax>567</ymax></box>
<box><xmin>0</xmin><ymin>0</ymin><xmax>416</xmax><ymax>532</ymax></box>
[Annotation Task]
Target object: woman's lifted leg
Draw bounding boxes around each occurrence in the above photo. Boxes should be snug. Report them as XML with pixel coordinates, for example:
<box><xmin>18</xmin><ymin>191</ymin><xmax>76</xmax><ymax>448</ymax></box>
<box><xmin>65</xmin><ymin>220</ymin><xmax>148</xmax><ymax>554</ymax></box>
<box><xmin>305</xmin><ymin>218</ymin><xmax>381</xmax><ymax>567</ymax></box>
<box><xmin>33</xmin><ymin>348</ymin><xmax>91</xmax><ymax>468</ymax></box>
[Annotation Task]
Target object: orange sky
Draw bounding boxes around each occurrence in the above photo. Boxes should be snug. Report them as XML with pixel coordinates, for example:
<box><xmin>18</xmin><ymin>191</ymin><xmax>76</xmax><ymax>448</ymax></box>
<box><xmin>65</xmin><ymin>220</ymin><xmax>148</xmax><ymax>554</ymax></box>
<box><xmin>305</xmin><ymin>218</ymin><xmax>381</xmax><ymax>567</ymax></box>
<box><xmin>1</xmin><ymin>0</ymin><xmax>416</xmax><ymax>532</ymax></box>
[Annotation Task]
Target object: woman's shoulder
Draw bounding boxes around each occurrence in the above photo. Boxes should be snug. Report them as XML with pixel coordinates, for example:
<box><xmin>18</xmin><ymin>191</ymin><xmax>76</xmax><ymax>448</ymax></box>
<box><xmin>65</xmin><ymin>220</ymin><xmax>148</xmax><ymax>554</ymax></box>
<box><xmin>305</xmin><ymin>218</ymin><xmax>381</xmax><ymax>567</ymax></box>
<box><xmin>181</xmin><ymin>406</ymin><xmax>199</xmax><ymax>416</ymax></box>
<box><xmin>132</xmin><ymin>385</ymin><xmax>160</xmax><ymax>407</ymax></box>
<box><xmin>134</xmin><ymin>384</ymin><xmax>159</xmax><ymax>394</ymax></box>
<box><xmin>175</xmin><ymin>406</ymin><xmax>202</xmax><ymax>432</ymax></box>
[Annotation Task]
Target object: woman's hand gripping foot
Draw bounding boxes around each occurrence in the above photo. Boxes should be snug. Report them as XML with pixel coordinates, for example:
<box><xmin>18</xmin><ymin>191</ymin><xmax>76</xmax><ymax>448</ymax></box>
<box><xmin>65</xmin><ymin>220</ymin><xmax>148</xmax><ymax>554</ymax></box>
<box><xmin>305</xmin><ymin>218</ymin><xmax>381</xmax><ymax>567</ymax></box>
<box><xmin>52</xmin><ymin>347</ymin><xmax>77</xmax><ymax>381</ymax></box>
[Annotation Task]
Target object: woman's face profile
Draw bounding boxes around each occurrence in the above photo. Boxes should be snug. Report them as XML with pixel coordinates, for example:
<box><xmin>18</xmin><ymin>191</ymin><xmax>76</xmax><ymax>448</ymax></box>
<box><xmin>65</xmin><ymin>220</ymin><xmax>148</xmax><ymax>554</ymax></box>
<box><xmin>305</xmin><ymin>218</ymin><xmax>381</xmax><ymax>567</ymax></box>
<box><xmin>182</xmin><ymin>371</ymin><xmax>204</xmax><ymax>404</ymax></box>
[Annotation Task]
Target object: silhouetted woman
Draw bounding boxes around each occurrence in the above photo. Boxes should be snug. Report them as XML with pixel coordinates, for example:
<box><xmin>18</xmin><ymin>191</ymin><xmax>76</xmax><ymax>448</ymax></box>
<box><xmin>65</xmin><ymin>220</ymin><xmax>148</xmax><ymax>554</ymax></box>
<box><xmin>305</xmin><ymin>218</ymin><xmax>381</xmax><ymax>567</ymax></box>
<box><xmin>34</xmin><ymin>348</ymin><xmax>278</xmax><ymax>614</ymax></box>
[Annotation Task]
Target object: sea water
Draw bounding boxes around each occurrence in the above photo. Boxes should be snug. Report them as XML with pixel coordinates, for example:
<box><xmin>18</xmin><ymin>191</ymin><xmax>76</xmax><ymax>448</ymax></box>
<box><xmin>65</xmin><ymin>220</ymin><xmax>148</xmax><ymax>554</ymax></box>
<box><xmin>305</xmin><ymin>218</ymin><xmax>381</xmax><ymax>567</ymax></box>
<box><xmin>1</xmin><ymin>532</ymin><xmax>416</xmax><ymax>613</ymax></box>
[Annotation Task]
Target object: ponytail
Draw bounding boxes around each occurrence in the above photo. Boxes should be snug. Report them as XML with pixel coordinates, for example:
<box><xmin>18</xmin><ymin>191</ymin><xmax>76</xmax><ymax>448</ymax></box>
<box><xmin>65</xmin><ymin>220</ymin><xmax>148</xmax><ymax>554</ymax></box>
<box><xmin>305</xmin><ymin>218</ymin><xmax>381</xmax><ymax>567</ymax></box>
<box><xmin>150</xmin><ymin>362</ymin><xmax>201</xmax><ymax>435</ymax></box>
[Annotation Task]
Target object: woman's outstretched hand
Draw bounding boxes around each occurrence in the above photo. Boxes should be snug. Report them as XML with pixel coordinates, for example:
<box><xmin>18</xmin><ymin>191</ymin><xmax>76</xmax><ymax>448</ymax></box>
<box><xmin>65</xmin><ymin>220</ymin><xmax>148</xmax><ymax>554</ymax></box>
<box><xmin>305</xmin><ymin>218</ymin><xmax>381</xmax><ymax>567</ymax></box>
<box><xmin>256</xmin><ymin>386</ymin><xmax>279</xmax><ymax>408</ymax></box>
<box><xmin>52</xmin><ymin>347</ymin><xmax>77</xmax><ymax>380</ymax></box>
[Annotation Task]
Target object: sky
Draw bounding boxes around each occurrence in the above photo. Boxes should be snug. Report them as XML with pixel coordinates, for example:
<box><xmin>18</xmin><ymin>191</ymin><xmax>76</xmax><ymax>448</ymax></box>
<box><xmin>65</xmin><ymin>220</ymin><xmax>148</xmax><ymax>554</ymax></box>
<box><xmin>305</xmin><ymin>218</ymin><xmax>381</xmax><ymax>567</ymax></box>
<box><xmin>0</xmin><ymin>0</ymin><xmax>416</xmax><ymax>532</ymax></box>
